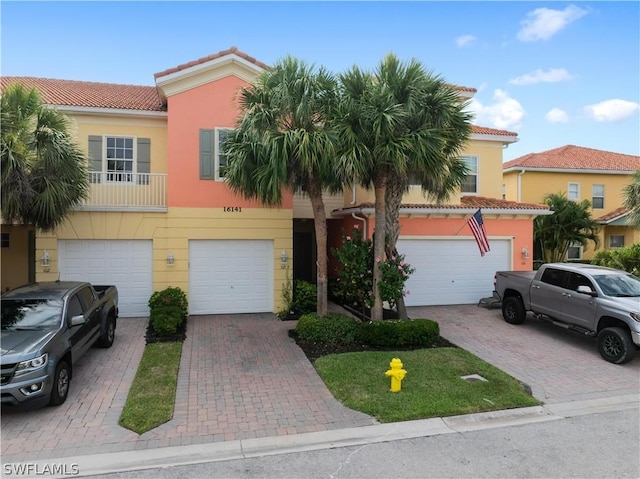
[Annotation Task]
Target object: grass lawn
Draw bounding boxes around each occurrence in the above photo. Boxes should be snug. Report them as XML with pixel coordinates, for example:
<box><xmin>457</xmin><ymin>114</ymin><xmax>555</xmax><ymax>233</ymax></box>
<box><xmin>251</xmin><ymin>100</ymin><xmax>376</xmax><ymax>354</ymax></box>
<box><xmin>119</xmin><ymin>341</ymin><xmax>182</xmax><ymax>434</ymax></box>
<box><xmin>314</xmin><ymin>347</ymin><xmax>540</xmax><ymax>423</ymax></box>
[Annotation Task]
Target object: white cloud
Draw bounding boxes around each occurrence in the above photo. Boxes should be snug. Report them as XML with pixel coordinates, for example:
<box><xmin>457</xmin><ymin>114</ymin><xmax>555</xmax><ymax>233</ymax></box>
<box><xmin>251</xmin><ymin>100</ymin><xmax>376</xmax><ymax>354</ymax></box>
<box><xmin>455</xmin><ymin>35</ymin><xmax>477</xmax><ymax>48</ymax></box>
<box><xmin>468</xmin><ymin>89</ymin><xmax>525</xmax><ymax>130</ymax></box>
<box><xmin>583</xmin><ymin>99</ymin><xmax>640</xmax><ymax>122</ymax></box>
<box><xmin>509</xmin><ymin>68</ymin><xmax>572</xmax><ymax>86</ymax></box>
<box><xmin>546</xmin><ymin>108</ymin><xmax>570</xmax><ymax>123</ymax></box>
<box><xmin>517</xmin><ymin>5</ymin><xmax>588</xmax><ymax>42</ymax></box>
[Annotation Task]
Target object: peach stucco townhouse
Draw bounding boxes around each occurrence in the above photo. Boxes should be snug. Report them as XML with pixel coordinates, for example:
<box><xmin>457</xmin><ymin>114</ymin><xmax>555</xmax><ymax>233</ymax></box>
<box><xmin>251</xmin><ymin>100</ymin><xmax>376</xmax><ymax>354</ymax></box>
<box><xmin>503</xmin><ymin>145</ymin><xmax>640</xmax><ymax>261</ymax></box>
<box><xmin>1</xmin><ymin>47</ymin><xmax>549</xmax><ymax>316</ymax></box>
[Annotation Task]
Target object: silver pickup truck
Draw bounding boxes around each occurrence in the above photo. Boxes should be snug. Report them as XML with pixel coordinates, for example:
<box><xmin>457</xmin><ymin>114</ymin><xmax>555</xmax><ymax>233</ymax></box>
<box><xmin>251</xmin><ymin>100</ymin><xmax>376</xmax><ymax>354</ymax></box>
<box><xmin>494</xmin><ymin>263</ymin><xmax>640</xmax><ymax>364</ymax></box>
<box><xmin>1</xmin><ymin>281</ymin><xmax>118</xmax><ymax>408</ymax></box>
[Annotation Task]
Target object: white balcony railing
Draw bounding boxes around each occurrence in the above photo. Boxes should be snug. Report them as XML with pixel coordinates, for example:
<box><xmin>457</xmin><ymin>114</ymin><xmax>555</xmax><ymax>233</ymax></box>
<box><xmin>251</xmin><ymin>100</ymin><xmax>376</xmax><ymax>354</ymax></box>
<box><xmin>74</xmin><ymin>172</ymin><xmax>167</xmax><ymax>211</ymax></box>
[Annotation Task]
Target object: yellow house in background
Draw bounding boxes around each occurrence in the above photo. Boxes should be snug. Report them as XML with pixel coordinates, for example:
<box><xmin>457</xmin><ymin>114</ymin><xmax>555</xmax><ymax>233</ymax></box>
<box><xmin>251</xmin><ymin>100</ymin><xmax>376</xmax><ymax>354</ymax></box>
<box><xmin>503</xmin><ymin>145</ymin><xmax>640</xmax><ymax>260</ymax></box>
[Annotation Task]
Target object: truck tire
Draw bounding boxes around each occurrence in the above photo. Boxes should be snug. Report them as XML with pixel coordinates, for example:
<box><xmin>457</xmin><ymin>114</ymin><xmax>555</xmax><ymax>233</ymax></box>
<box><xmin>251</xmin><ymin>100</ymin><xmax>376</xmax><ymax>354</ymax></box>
<box><xmin>97</xmin><ymin>316</ymin><xmax>116</xmax><ymax>348</ymax></box>
<box><xmin>597</xmin><ymin>327</ymin><xmax>635</xmax><ymax>364</ymax></box>
<box><xmin>502</xmin><ymin>297</ymin><xmax>526</xmax><ymax>325</ymax></box>
<box><xmin>49</xmin><ymin>360</ymin><xmax>70</xmax><ymax>406</ymax></box>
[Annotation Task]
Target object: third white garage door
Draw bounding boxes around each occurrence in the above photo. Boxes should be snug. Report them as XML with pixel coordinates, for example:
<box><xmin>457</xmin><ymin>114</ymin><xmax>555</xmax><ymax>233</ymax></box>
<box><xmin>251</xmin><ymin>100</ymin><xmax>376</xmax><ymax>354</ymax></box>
<box><xmin>189</xmin><ymin>240</ymin><xmax>274</xmax><ymax>315</ymax></box>
<box><xmin>398</xmin><ymin>238</ymin><xmax>511</xmax><ymax>306</ymax></box>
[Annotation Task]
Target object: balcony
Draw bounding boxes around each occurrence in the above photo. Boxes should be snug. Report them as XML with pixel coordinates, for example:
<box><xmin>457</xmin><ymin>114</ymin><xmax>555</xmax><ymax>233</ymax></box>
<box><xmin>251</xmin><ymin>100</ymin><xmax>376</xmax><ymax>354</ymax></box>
<box><xmin>74</xmin><ymin>172</ymin><xmax>167</xmax><ymax>212</ymax></box>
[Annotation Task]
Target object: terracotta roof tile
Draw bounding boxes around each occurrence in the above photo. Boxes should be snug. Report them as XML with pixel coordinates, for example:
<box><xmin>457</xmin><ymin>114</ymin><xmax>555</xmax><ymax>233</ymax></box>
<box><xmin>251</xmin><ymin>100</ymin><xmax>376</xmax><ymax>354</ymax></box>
<box><xmin>0</xmin><ymin>76</ymin><xmax>165</xmax><ymax>112</ymax></box>
<box><xmin>338</xmin><ymin>196</ymin><xmax>548</xmax><ymax>212</ymax></box>
<box><xmin>504</xmin><ymin>145</ymin><xmax>640</xmax><ymax>171</ymax></box>
<box><xmin>471</xmin><ymin>125</ymin><xmax>518</xmax><ymax>137</ymax></box>
<box><xmin>595</xmin><ymin>207</ymin><xmax>629</xmax><ymax>223</ymax></box>
<box><xmin>154</xmin><ymin>46</ymin><xmax>269</xmax><ymax>79</ymax></box>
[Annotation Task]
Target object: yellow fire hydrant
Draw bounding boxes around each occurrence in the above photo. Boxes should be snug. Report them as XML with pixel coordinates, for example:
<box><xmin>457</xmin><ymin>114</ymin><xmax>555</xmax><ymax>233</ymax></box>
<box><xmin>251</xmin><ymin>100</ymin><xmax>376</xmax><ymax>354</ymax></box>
<box><xmin>385</xmin><ymin>358</ymin><xmax>407</xmax><ymax>392</ymax></box>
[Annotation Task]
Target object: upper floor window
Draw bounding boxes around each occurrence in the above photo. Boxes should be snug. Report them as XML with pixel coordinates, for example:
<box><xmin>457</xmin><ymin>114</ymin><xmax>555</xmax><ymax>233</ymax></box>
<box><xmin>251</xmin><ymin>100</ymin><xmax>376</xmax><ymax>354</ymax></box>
<box><xmin>200</xmin><ymin>128</ymin><xmax>233</xmax><ymax>181</ymax></box>
<box><xmin>592</xmin><ymin>184</ymin><xmax>604</xmax><ymax>209</ymax></box>
<box><xmin>568</xmin><ymin>182</ymin><xmax>580</xmax><ymax>201</ymax></box>
<box><xmin>88</xmin><ymin>135</ymin><xmax>150</xmax><ymax>184</ymax></box>
<box><xmin>567</xmin><ymin>242</ymin><xmax>582</xmax><ymax>260</ymax></box>
<box><xmin>106</xmin><ymin>136</ymin><xmax>134</xmax><ymax>182</ymax></box>
<box><xmin>460</xmin><ymin>156</ymin><xmax>478</xmax><ymax>194</ymax></box>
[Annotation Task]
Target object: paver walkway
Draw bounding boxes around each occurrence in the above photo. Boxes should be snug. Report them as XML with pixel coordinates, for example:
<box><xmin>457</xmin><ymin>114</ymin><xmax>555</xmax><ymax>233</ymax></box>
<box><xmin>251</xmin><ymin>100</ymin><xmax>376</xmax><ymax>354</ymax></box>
<box><xmin>1</xmin><ymin>313</ymin><xmax>375</xmax><ymax>463</ymax></box>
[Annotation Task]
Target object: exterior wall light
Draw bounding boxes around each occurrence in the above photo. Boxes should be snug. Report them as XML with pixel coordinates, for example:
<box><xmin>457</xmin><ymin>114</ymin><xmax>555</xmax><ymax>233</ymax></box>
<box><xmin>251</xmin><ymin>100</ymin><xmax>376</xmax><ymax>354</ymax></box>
<box><xmin>167</xmin><ymin>252</ymin><xmax>175</xmax><ymax>265</ymax></box>
<box><xmin>42</xmin><ymin>250</ymin><xmax>50</xmax><ymax>273</ymax></box>
<box><xmin>521</xmin><ymin>247</ymin><xmax>529</xmax><ymax>259</ymax></box>
<box><xmin>280</xmin><ymin>249</ymin><xmax>288</xmax><ymax>268</ymax></box>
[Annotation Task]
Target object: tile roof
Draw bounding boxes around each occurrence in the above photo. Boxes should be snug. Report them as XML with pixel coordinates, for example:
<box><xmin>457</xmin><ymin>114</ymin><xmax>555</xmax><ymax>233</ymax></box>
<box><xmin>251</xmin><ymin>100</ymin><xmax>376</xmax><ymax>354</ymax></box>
<box><xmin>336</xmin><ymin>196</ymin><xmax>548</xmax><ymax>213</ymax></box>
<box><xmin>595</xmin><ymin>207</ymin><xmax>629</xmax><ymax>223</ymax></box>
<box><xmin>0</xmin><ymin>76</ymin><xmax>165</xmax><ymax>112</ymax></box>
<box><xmin>154</xmin><ymin>46</ymin><xmax>269</xmax><ymax>79</ymax></box>
<box><xmin>504</xmin><ymin>145</ymin><xmax>640</xmax><ymax>171</ymax></box>
<box><xmin>471</xmin><ymin>125</ymin><xmax>518</xmax><ymax>137</ymax></box>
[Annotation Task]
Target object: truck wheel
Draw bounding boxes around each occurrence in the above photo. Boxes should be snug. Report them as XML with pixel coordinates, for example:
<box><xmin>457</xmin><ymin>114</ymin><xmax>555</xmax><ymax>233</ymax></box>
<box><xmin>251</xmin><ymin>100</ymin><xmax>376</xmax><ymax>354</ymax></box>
<box><xmin>49</xmin><ymin>360</ymin><xmax>70</xmax><ymax>406</ymax></box>
<box><xmin>502</xmin><ymin>297</ymin><xmax>526</xmax><ymax>324</ymax></box>
<box><xmin>97</xmin><ymin>317</ymin><xmax>116</xmax><ymax>348</ymax></box>
<box><xmin>597</xmin><ymin>327</ymin><xmax>635</xmax><ymax>364</ymax></box>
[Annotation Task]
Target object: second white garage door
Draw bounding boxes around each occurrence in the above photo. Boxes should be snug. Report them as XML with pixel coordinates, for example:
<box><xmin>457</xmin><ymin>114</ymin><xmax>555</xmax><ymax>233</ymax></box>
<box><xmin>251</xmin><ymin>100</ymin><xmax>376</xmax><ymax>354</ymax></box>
<box><xmin>398</xmin><ymin>238</ymin><xmax>511</xmax><ymax>306</ymax></box>
<box><xmin>58</xmin><ymin>240</ymin><xmax>153</xmax><ymax>317</ymax></box>
<box><xmin>189</xmin><ymin>240</ymin><xmax>274</xmax><ymax>315</ymax></box>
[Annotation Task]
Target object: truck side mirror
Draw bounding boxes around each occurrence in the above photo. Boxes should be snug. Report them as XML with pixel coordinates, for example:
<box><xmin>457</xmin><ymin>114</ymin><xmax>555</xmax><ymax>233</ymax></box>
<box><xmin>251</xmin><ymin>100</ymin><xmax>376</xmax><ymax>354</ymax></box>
<box><xmin>576</xmin><ymin>285</ymin><xmax>596</xmax><ymax>296</ymax></box>
<box><xmin>70</xmin><ymin>314</ymin><xmax>86</xmax><ymax>326</ymax></box>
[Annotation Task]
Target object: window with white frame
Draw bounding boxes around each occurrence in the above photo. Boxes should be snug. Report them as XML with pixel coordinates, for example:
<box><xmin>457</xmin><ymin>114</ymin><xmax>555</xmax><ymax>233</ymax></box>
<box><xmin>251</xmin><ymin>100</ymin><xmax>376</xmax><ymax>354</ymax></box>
<box><xmin>460</xmin><ymin>156</ymin><xmax>478</xmax><ymax>194</ymax></box>
<box><xmin>592</xmin><ymin>184</ymin><xmax>605</xmax><ymax>209</ymax></box>
<box><xmin>215</xmin><ymin>128</ymin><xmax>233</xmax><ymax>180</ymax></box>
<box><xmin>567</xmin><ymin>242</ymin><xmax>582</xmax><ymax>260</ymax></box>
<box><xmin>105</xmin><ymin>136</ymin><xmax>135</xmax><ymax>182</ymax></box>
<box><xmin>568</xmin><ymin>182</ymin><xmax>580</xmax><ymax>201</ymax></box>
<box><xmin>609</xmin><ymin>235</ymin><xmax>625</xmax><ymax>248</ymax></box>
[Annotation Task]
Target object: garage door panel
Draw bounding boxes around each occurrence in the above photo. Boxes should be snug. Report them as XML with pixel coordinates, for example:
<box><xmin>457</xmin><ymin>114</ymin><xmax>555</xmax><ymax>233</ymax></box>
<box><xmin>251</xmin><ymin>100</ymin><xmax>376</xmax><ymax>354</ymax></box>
<box><xmin>399</xmin><ymin>239</ymin><xmax>510</xmax><ymax>306</ymax></box>
<box><xmin>189</xmin><ymin>240</ymin><xmax>273</xmax><ymax>315</ymax></box>
<box><xmin>58</xmin><ymin>240</ymin><xmax>152</xmax><ymax>317</ymax></box>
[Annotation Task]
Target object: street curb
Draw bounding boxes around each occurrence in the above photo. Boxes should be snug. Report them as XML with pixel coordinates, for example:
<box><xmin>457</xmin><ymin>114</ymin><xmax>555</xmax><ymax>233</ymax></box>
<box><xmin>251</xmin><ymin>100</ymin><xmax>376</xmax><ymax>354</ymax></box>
<box><xmin>18</xmin><ymin>396</ymin><xmax>638</xmax><ymax>478</ymax></box>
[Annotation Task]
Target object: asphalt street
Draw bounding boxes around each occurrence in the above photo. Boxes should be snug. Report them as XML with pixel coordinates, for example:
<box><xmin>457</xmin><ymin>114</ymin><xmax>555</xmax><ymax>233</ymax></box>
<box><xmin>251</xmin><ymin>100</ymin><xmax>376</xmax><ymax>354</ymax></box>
<box><xmin>82</xmin><ymin>407</ymin><xmax>639</xmax><ymax>479</ymax></box>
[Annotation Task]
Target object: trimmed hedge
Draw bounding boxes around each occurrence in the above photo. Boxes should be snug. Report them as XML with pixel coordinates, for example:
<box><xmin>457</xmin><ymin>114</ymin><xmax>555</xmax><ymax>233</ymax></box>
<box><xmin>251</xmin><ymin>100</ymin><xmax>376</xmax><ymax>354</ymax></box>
<box><xmin>358</xmin><ymin>319</ymin><xmax>440</xmax><ymax>348</ymax></box>
<box><xmin>295</xmin><ymin>313</ymin><xmax>440</xmax><ymax>348</ymax></box>
<box><xmin>148</xmin><ymin>286</ymin><xmax>188</xmax><ymax>336</ymax></box>
<box><xmin>296</xmin><ymin>313</ymin><xmax>359</xmax><ymax>344</ymax></box>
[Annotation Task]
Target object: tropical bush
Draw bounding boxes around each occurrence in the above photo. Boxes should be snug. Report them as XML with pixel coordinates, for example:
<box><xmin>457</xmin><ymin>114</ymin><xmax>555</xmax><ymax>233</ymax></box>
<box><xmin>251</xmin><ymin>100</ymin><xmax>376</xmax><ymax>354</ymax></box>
<box><xmin>291</xmin><ymin>280</ymin><xmax>317</xmax><ymax>314</ymax></box>
<box><xmin>148</xmin><ymin>287</ymin><xmax>188</xmax><ymax>336</ymax></box>
<box><xmin>591</xmin><ymin>243</ymin><xmax>640</xmax><ymax>275</ymax></box>
<box><xmin>295</xmin><ymin>313</ymin><xmax>359</xmax><ymax>344</ymax></box>
<box><xmin>357</xmin><ymin>319</ymin><xmax>440</xmax><ymax>348</ymax></box>
<box><xmin>149</xmin><ymin>286</ymin><xmax>188</xmax><ymax>320</ymax></box>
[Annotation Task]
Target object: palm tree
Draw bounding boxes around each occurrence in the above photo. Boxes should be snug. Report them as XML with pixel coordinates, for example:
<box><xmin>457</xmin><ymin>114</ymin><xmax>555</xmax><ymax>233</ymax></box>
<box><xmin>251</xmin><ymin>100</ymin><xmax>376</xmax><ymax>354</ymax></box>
<box><xmin>623</xmin><ymin>170</ymin><xmax>640</xmax><ymax>228</ymax></box>
<box><xmin>534</xmin><ymin>193</ymin><xmax>600</xmax><ymax>263</ymax></box>
<box><xmin>1</xmin><ymin>83</ymin><xmax>89</xmax><ymax>231</ymax></box>
<box><xmin>336</xmin><ymin>54</ymin><xmax>472</xmax><ymax>320</ymax></box>
<box><xmin>223</xmin><ymin>56</ymin><xmax>341</xmax><ymax>316</ymax></box>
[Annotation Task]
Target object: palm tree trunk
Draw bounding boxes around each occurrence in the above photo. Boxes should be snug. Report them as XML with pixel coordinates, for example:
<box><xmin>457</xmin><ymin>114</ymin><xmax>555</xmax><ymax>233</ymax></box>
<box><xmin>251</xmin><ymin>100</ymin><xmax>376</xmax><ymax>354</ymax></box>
<box><xmin>372</xmin><ymin>171</ymin><xmax>388</xmax><ymax>321</ymax></box>
<box><xmin>385</xmin><ymin>176</ymin><xmax>408</xmax><ymax>319</ymax></box>
<box><xmin>308</xmin><ymin>180</ymin><xmax>328</xmax><ymax>317</ymax></box>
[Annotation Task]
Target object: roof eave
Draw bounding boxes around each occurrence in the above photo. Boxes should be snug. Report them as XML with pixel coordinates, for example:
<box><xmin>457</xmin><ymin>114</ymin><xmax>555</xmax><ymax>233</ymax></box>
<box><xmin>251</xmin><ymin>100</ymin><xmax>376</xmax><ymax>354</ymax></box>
<box><xmin>503</xmin><ymin>166</ymin><xmax>637</xmax><ymax>174</ymax></box>
<box><xmin>333</xmin><ymin>206</ymin><xmax>552</xmax><ymax>217</ymax></box>
<box><xmin>50</xmin><ymin>104</ymin><xmax>167</xmax><ymax>118</ymax></box>
<box><xmin>471</xmin><ymin>132</ymin><xmax>519</xmax><ymax>145</ymax></box>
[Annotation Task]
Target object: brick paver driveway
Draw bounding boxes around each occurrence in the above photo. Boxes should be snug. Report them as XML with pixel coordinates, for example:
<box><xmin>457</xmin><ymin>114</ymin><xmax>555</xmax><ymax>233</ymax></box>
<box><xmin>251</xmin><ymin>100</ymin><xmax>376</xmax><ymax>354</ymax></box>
<box><xmin>408</xmin><ymin>305</ymin><xmax>640</xmax><ymax>403</ymax></box>
<box><xmin>1</xmin><ymin>314</ymin><xmax>375</xmax><ymax>463</ymax></box>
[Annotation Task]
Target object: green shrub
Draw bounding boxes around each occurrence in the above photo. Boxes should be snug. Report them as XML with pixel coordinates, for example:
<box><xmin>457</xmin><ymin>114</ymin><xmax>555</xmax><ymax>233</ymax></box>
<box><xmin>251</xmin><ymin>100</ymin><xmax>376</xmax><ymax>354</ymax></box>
<box><xmin>357</xmin><ymin>319</ymin><xmax>440</xmax><ymax>348</ymax></box>
<box><xmin>149</xmin><ymin>287</ymin><xmax>188</xmax><ymax>319</ymax></box>
<box><xmin>296</xmin><ymin>313</ymin><xmax>359</xmax><ymax>344</ymax></box>
<box><xmin>291</xmin><ymin>280</ymin><xmax>317</xmax><ymax>314</ymax></box>
<box><xmin>150</xmin><ymin>306</ymin><xmax>183</xmax><ymax>336</ymax></box>
<box><xmin>592</xmin><ymin>243</ymin><xmax>640</xmax><ymax>275</ymax></box>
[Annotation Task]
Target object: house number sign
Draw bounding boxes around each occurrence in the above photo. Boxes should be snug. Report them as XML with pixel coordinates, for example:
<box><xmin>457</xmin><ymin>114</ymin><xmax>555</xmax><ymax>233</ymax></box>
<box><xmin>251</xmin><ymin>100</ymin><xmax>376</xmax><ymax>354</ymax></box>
<box><xmin>223</xmin><ymin>206</ymin><xmax>242</xmax><ymax>212</ymax></box>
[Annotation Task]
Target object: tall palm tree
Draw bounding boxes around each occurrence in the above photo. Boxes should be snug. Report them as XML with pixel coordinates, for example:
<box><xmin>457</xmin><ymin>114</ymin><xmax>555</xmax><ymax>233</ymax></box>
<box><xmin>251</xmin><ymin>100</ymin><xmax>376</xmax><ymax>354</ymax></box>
<box><xmin>1</xmin><ymin>83</ymin><xmax>88</xmax><ymax>231</ymax></box>
<box><xmin>534</xmin><ymin>192</ymin><xmax>600</xmax><ymax>263</ymax></box>
<box><xmin>224</xmin><ymin>56</ymin><xmax>341</xmax><ymax>316</ymax></box>
<box><xmin>623</xmin><ymin>170</ymin><xmax>640</xmax><ymax>228</ymax></box>
<box><xmin>336</xmin><ymin>54</ymin><xmax>472</xmax><ymax>320</ymax></box>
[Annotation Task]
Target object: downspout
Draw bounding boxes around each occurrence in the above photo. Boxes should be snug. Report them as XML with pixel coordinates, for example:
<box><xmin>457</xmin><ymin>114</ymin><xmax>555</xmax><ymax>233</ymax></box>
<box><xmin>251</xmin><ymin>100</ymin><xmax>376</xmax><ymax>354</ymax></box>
<box><xmin>351</xmin><ymin>212</ymin><xmax>367</xmax><ymax>240</ymax></box>
<box><xmin>517</xmin><ymin>169</ymin><xmax>525</xmax><ymax>202</ymax></box>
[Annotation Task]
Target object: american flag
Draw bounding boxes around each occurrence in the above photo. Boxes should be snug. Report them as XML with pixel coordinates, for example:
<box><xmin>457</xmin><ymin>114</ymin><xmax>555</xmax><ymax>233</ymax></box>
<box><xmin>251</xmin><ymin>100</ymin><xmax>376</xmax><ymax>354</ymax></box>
<box><xmin>467</xmin><ymin>209</ymin><xmax>490</xmax><ymax>256</ymax></box>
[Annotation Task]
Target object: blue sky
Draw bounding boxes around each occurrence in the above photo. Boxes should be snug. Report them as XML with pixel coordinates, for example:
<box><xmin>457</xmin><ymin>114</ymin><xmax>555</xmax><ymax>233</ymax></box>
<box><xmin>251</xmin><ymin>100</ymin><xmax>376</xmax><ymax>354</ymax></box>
<box><xmin>1</xmin><ymin>1</ymin><xmax>638</xmax><ymax>161</ymax></box>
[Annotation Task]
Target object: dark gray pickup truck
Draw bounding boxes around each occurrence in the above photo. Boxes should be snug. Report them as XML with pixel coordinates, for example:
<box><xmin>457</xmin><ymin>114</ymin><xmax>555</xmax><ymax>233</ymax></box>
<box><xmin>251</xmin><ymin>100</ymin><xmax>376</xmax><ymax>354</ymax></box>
<box><xmin>1</xmin><ymin>281</ymin><xmax>118</xmax><ymax>408</ymax></box>
<box><xmin>494</xmin><ymin>263</ymin><xmax>640</xmax><ymax>364</ymax></box>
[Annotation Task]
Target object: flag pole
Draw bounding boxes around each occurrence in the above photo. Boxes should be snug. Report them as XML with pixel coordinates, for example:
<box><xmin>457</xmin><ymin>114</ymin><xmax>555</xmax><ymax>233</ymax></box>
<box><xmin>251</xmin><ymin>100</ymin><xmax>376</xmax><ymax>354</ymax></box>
<box><xmin>455</xmin><ymin>209</ymin><xmax>478</xmax><ymax>236</ymax></box>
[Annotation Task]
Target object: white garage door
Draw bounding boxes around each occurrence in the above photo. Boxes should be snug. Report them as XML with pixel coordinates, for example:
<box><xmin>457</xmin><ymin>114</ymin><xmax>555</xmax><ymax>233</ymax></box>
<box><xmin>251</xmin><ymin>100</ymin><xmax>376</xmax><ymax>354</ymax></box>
<box><xmin>398</xmin><ymin>238</ymin><xmax>511</xmax><ymax>306</ymax></box>
<box><xmin>189</xmin><ymin>240</ymin><xmax>273</xmax><ymax>315</ymax></box>
<box><xmin>58</xmin><ymin>240</ymin><xmax>153</xmax><ymax>317</ymax></box>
